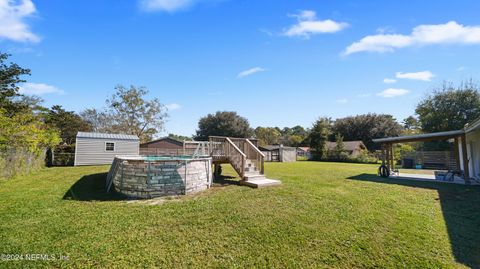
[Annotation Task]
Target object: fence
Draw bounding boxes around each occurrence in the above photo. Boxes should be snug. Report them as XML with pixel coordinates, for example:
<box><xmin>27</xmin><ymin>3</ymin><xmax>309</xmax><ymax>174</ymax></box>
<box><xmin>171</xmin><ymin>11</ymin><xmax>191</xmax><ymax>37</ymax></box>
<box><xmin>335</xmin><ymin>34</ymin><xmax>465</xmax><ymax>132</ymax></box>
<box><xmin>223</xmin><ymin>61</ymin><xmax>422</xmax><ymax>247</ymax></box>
<box><xmin>0</xmin><ymin>148</ymin><xmax>45</xmax><ymax>179</ymax></box>
<box><xmin>401</xmin><ymin>151</ymin><xmax>457</xmax><ymax>170</ymax></box>
<box><xmin>45</xmin><ymin>146</ymin><xmax>75</xmax><ymax>167</ymax></box>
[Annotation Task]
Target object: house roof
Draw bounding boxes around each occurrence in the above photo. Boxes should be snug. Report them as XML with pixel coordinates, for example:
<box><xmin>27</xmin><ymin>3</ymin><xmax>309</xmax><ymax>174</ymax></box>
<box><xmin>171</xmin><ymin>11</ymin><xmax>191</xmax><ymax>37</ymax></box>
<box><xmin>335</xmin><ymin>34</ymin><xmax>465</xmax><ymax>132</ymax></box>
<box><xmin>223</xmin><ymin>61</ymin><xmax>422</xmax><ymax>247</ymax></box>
<box><xmin>259</xmin><ymin>145</ymin><xmax>296</xmax><ymax>151</ymax></box>
<box><xmin>465</xmin><ymin>117</ymin><xmax>480</xmax><ymax>133</ymax></box>
<box><xmin>76</xmin><ymin>132</ymin><xmax>139</xmax><ymax>141</ymax></box>
<box><xmin>326</xmin><ymin>141</ymin><xmax>366</xmax><ymax>151</ymax></box>
<box><xmin>140</xmin><ymin>137</ymin><xmax>183</xmax><ymax>147</ymax></box>
<box><xmin>297</xmin><ymin>147</ymin><xmax>310</xmax><ymax>152</ymax></box>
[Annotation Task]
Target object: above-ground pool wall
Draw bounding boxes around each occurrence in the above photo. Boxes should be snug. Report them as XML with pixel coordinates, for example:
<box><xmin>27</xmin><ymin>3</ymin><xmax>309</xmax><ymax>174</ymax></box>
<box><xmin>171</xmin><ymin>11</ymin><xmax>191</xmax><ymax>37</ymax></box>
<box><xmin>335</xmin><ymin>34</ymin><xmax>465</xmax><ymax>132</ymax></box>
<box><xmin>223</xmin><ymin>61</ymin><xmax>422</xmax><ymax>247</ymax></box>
<box><xmin>112</xmin><ymin>158</ymin><xmax>212</xmax><ymax>199</ymax></box>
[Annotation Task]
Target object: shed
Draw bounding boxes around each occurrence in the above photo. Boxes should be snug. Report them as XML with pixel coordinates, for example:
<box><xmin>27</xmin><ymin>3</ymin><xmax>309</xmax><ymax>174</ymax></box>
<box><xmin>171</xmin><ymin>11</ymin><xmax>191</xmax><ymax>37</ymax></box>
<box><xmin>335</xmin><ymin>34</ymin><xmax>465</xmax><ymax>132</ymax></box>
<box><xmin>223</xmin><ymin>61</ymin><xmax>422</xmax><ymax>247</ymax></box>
<box><xmin>259</xmin><ymin>145</ymin><xmax>297</xmax><ymax>162</ymax></box>
<box><xmin>74</xmin><ymin>132</ymin><xmax>139</xmax><ymax>166</ymax></box>
<box><xmin>140</xmin><ymin>137</ymin><xmax>184</xmax><ymax>156</ymax></box>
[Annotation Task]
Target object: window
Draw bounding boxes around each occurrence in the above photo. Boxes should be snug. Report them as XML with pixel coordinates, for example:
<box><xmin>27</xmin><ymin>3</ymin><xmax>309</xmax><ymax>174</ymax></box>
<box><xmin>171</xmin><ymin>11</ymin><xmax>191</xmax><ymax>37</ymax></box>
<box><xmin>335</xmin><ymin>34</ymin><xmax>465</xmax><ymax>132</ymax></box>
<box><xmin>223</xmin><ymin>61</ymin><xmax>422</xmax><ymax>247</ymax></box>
<box><xmin>106</xmin><ymin>142</ymin><xmax>115</xmax><ymax>151</ymax></box>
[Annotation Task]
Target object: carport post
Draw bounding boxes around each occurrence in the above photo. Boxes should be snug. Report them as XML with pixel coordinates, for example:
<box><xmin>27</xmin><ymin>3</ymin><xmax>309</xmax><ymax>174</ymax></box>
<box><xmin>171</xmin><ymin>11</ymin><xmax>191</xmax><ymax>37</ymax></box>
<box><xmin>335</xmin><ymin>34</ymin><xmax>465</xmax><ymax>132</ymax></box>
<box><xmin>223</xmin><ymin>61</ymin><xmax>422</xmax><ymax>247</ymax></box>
<box><xmin>381</xmin><ymin>144</ymin><xmax>386</xmax><ymax>166</ymax></box>
<box><xmin>461</xmin><ymin>134</ymin><xmax>470</xmax><ymax>179</ymax></box>
<box><xmin>454</xmin><ymin>137</ymin><xmax>460</xmax><ymax>171</ymax></box>
<box><xmin>390</xmin><ymin>143</ymin><xmax>395</xmax><ymax>171</ymax></box>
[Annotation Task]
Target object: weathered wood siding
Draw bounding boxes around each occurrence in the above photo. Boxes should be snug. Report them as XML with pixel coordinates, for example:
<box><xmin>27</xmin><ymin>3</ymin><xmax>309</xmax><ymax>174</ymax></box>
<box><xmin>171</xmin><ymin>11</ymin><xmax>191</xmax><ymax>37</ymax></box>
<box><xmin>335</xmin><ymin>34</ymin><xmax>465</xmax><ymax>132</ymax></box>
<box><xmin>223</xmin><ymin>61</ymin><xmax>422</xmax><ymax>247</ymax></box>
<box><xmin>75</xmin><ymin>138</ymin><xmax>139</xmax><ymax>166</ymax></box>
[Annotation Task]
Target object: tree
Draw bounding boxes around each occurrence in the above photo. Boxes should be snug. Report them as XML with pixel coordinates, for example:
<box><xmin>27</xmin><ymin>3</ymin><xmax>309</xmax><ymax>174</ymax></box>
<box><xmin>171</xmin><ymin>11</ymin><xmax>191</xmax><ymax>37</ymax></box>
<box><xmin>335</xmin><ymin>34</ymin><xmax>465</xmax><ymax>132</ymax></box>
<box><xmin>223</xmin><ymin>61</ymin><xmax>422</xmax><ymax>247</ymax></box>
<box><xmin>0</xmin><ymin>110</ymin><xmax>61</xmax><ymax>153</ymax></box>
<box><xmin>0</xmin><ymin>52</ymin><xmax>31</xmax><ymax>115</ymax></box>
<box><xmin>81</xmin><ymin>85</ymin><xmax>168</xmax><ymax>142</ymax></box>
<box><xmin>255</xmin><ymin>127</ymin><xmax>281</xmax><ymax>146</ymax></box>
<box><xmin>332</xmin><ymin>113</ymin><xmax>403</xmax><ymax>150</ymax></box>
<box><xmin>168</xmin><ymin>133</ymin><xmax>193</xmax><ymax>141</ymax></box>
<box><xmin>403</xmin><ymin>116</ymin><xmax>420</xmax><ymax>131</ymax></box>
<box><xmin>275</xmin><ymin>125</ymin><xmax>309</xmax><ymax>146</ymax></box>
<box><xmin>194</xmin><ymin>111</ymin><xmax>253</xmax><ymax>141</ymax></box>
<box><xmin>44</xmin><ymin>105</ymin><xmax>92</xmax><ymax>145</ymax></box>
<box><xmin>415</xmin><ymin>80</ymin><xmax>480</xmax><ymax>133</ymax></box>
<box><xmin>288</xmin><ymin>135</ymin><xmax>304</xmax><ymax>147</ymax></box>
<box><xmin>80</xmin><ymin>108</ymin><xmax>111</xmax><ymax>133</ymax></box>
<box><xmin>330</xmin><ymin>133</ymin><xmax>348</xmax><ymax>161</ymax></box>
<box><xmin>106</xmin><ymin>85</ymin><xmax>167</xmax><ymax>142</ymax></box>
<box><xmin>309</xmin><ymin>118</ymin><xmax>331</xmax><ymax>161</ymax></box>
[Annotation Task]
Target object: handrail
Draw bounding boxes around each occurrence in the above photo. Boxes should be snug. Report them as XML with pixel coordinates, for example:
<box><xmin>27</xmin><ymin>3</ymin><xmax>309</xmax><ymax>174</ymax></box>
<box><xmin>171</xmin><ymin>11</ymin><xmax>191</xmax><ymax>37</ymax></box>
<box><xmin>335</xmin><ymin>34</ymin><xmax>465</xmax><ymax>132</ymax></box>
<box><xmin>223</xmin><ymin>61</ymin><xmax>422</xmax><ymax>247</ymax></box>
<box><xmin>245</xmin><ymin>139</ymin><xmax>265</xmax><ymax>174</ymax></box>
<box><xmin>226</xmin><ymin>137</ymin><xmax>246</xmax><ymax>158</ymax></box>
<box><xmin>207</xmin><ymin>136</ymin><xmax>265</xmax><ymax>179</ymax></box>
<box><xmin>246</xmin><ymin>139</ymin><xmax>265</xmax><ymax>157</ymax></box>
<box><xmin>225</xmin><ymin>137</ymin><xmax>246</xmax><ymax>178</ymax></box>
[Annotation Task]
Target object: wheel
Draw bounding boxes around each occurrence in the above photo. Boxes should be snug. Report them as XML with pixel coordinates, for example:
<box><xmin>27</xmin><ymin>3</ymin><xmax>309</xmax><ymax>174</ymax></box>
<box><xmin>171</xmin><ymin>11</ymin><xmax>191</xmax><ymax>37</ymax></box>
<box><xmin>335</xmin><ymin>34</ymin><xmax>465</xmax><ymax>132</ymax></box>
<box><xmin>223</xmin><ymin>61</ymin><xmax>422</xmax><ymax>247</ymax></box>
<box><xmin>378</xmin><ymin>165</ymin><xmax>390</xmax><ymax>178</ymax></box>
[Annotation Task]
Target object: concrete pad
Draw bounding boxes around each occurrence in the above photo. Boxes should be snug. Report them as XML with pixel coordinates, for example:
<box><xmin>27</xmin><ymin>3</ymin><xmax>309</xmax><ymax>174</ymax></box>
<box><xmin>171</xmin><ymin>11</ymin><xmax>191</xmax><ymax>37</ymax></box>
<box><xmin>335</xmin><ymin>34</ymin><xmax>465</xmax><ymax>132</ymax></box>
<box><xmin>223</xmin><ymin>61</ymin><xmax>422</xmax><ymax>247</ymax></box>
<box><xmin>391</xmin><ymin>173</ymin><xmax>480</xmax><ymax>185</ymax></box>
<box><xmin>240</xmin><ymin>178</ymin><xmax>282</xmax><ymax>188</ymax></box>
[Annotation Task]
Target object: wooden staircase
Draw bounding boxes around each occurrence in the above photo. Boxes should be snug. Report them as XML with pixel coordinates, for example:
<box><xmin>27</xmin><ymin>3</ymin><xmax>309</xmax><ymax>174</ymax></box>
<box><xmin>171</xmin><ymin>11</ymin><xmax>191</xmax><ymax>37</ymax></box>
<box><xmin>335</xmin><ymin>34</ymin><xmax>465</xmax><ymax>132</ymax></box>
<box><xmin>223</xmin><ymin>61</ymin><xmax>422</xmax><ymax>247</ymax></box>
<box><xmin>208</xmin><ymin>136</ymin><xmax>281</xmax><ymax>187</ymax></box>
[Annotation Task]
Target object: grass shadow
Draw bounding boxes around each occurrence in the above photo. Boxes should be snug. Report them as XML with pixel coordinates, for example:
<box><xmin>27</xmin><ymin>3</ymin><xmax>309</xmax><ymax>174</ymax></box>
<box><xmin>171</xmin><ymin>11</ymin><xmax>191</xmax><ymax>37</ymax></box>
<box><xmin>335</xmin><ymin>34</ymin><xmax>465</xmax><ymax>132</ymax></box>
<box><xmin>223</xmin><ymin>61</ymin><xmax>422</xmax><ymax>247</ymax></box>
<box><xmin>348</xmin><ymin>173</ymin><xmax>480</xmax><ymax>268</ymax></box>
<box><xmin>63</xmin><ymin>172</ymin><xmax>126</xmax><ymax>201</ymax></box>
<box><xmin>213</xmin><ymin>175</ymin><xmax>241</xmax><ymax>187</ymax></box>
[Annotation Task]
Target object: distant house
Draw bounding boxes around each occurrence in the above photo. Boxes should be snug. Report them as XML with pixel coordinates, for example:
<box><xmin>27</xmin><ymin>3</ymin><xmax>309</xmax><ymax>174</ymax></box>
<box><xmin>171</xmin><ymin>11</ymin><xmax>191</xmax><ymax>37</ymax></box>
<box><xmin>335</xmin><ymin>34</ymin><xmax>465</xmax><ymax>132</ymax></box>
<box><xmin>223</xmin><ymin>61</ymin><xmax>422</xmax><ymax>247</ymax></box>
<box><xmin>259</xmin><ymin>145</ymin><xmax>297</xmax><ymax>162</ymax></box>
<box><xmin>74</xmin><ymin>132</ymin><xmax>139</xmax><ymax>166</ymax></box>
<box><xmin>327</xmin><ymin>141</ymin><xmax>367</xmax><ymax>157</ymax></box>
<box><xmin>297</xmin><ymin>147</ymin><xmax>311</xmax><ymax>159</ymax></box>
<box><xmin>140</xmin><ymin>137</ymin><xmax>184</xmax><ymax>156</ymax></box>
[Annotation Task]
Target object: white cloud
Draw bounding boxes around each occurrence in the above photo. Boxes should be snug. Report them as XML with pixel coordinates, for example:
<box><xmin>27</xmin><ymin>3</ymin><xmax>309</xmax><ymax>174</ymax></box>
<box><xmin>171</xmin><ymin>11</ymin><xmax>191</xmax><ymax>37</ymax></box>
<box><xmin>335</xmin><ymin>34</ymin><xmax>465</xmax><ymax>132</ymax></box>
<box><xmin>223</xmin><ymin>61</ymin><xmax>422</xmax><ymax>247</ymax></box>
<box><xmin>283</xmin><ymin>10</ymin><xmax>348</xmax><ymax>38</ymax></box>
<box><xmin>396</xmin><ymin>71</ymin><xmax>434</xmax><ymax>81</ymax></box>
<box><xmin>166</xmin><ymin>103</ymin><xmax>181</xmax><ymax>110</ymax></box>
<box><xmin>0</xmin><ymin>0</ymin><xmax>39</xmax><ymax>42</ymax></box>
<box><xmin>383</xmin><ymin>78</ymin><xmax>397</xmax><ymax>84</ymax></box>
<box><xmin>139</xmin><ymin>0</ymin><xmax>198</xmax><ymax>12</ymax></box>
<box><xmin>344</xmin><ymin>21</ymin><xmax>480</xmax><ymax>55</ymax></box>
<box><xmin>18</xmin><ymin>83</ymin><xmax>64</xmax><ymax>95</ymax></box>
<box><xmin>377</xmin><ymin>88</ymin><xmax>410</xmax><ymax>98</ymax></box>
<box><xmin>237</xmin><ymin>67</ymin><xmax>266</xmax><ymax>78</ymax></box>
<box><xmin>336</xmin><ymin>98</ymin><xmax>348</xmax><ymax>104</ymax></box>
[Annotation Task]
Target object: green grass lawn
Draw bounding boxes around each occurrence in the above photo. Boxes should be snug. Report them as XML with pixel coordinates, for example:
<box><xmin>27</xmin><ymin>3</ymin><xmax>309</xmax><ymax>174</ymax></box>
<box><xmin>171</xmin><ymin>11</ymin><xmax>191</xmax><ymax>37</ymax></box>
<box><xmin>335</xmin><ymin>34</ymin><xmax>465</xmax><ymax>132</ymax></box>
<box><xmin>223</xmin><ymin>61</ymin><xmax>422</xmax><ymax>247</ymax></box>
<box><xmin>1</xmin><ymin>162</ymin><xmax>479</xmax><ymax>268</ymax></box>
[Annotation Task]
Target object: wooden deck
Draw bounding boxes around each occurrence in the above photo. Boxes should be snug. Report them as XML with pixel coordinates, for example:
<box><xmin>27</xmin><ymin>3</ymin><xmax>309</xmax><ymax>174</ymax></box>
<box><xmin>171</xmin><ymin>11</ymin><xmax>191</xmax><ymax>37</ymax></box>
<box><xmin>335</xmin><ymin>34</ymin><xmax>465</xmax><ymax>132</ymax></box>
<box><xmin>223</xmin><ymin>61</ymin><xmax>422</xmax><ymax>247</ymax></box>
<box><xmin>184</xmin><ymin>136</ymin><xmax>279</xmax><ymax>186</ymax></box>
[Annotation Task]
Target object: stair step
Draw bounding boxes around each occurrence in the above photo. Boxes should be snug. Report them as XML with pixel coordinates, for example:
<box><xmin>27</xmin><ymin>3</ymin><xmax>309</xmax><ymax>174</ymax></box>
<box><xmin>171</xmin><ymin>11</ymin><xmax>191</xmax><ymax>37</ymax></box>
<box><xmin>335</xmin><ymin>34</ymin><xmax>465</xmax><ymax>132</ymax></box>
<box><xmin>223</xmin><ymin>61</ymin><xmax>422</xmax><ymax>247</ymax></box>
<box><xmin>240</xmin><ymin>178</ymin><xmax>282</xmax><ymax>188</ymax></box>
<box><xmin>243</xmin><ymin>174</ymin><xmax>265</xmax><ymax>180</ymax></box>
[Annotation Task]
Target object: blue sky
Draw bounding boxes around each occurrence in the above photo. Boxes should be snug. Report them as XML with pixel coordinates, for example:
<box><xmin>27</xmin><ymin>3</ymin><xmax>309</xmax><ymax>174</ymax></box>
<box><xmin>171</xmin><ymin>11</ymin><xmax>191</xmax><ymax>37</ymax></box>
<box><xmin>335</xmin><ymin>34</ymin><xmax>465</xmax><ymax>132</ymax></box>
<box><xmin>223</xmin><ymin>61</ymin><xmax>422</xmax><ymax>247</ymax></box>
<box><xmin>2</xmin><ymin>0</ymin><xmax>480</xmax><ymax>136</ymax></box>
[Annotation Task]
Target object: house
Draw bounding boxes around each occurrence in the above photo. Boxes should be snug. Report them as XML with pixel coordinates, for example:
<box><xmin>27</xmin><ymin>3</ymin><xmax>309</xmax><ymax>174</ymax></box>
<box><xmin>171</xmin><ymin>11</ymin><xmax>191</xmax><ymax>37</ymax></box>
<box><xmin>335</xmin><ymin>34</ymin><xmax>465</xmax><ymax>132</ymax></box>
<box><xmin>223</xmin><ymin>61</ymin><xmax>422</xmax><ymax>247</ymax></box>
<box><xmin>297</xmin><ymin>147</ymin><xmax>311</xmax><ymax>159</ymax></box>
<box><xmin>464</xmin><ymin>118</ymin><xmax>480</xmax><ymax>179</ymax></box>
<box><xmin>259</xmin><ymin>145</ymin><xmax>297</xmax><ymax>162</ymax></box>
<box><xmin>74</xmin><ymin>132</ymin><xmax>139</xmax><ymax>166</ymax></box>
<box><xmin>326</xmin><ymin>141</ymin><xmax>367</xmax><ymax>157</ymax></box>
<box><xmin>140</xmin><ymin>137</ymin><xmax>184</xmax><ymax>156</ymax></box>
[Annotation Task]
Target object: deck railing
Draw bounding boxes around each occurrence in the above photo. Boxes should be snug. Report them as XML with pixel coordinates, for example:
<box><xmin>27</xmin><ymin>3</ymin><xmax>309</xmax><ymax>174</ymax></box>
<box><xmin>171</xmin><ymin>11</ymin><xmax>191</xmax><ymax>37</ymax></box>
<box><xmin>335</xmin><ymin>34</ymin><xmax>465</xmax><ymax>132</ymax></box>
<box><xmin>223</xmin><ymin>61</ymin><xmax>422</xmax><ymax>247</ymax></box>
<box><xmin>207</xmin><ymin>136</ymin><xmax>265</xmax><ymax>179</ymax></box>
<box><xmin>245</xmin><ymin>139</ymin><xmax>265</xmax><ymax>174</ymax></box>
<box><xmin>208</xmin><ymin>136</ymin><xmax>248</xmax><ymax>178</ymax></box>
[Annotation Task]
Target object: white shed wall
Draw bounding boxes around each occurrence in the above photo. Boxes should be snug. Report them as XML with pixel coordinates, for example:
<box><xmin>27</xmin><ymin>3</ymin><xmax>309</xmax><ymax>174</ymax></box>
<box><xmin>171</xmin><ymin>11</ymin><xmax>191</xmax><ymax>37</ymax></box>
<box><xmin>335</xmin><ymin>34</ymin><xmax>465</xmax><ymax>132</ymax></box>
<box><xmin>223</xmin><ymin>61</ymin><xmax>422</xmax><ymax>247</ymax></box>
<box><xmin>75</xmin><ymin>138</ymin><xmax>139</xmax><ymax>166</ymax></box>
<box><xmin>466</xmin><ymin>129</ymin><xmax>480</xmax><ymax>179</ymax></box>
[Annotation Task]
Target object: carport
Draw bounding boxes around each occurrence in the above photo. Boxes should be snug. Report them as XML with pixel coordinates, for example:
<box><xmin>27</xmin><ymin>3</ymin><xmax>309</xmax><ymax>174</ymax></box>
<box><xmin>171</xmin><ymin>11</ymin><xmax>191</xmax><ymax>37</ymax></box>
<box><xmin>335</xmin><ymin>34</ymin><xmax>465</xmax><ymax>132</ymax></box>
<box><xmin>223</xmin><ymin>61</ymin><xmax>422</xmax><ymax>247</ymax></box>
<box><xmin>372</xmin><ymin>130</ymin><xmax>470</xmax><ymax>182</ymax></box>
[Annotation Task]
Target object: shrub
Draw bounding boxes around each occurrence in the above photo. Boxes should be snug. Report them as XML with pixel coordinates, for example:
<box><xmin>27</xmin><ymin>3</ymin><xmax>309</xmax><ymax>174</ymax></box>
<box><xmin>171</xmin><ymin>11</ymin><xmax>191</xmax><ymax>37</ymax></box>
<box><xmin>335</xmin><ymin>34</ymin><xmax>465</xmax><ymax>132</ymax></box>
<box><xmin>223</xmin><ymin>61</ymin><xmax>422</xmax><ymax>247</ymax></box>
<box><xmin>347</xmin><ymin>149</ymin><xmax>379</xmax><ymax>164</ymax></box>
<box><xmin>0</xmin><ymin>110</ymin><xmax>61</xmax><ymax>179</ymax></box>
